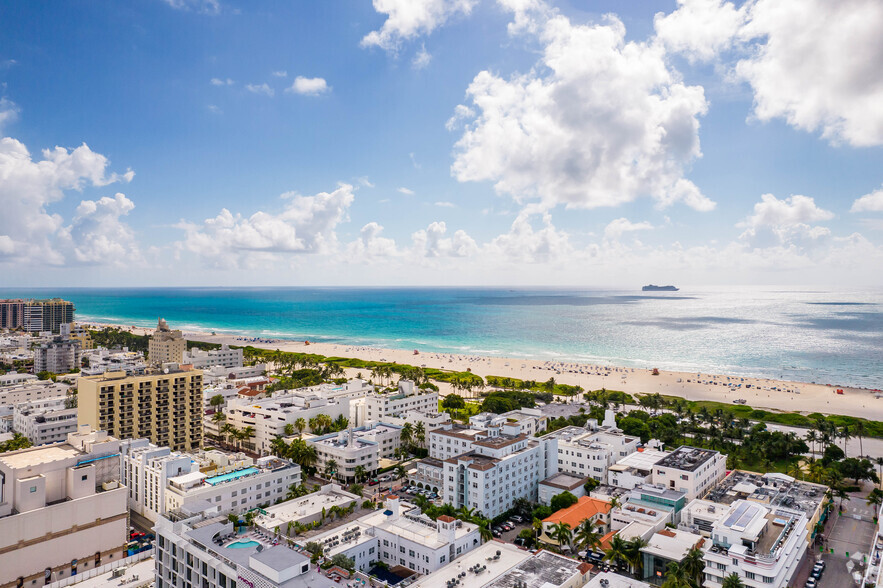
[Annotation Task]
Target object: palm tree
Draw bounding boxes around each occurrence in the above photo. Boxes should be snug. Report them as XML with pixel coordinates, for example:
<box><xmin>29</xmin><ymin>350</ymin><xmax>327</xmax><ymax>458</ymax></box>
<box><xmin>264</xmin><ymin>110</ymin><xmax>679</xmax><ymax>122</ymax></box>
<box><xmin>284</xmin><ymin>423</ymin><xmax>295</xmax><ymax>436</ymax></box>
<box><xmin>295</xmin><ymin>417</ymin><xmax>306</xmax><ymax>436</ymax></box>
<box><xmin>270</xmin><ymin>436</ymin><xmax>288</xmax><ymax>458</ymax></box>
<box><xmin>220</xmin><ymin>423</ymin><xmax>236</xmax><ymax>446</ymax></box>
<box><xmin>805</xmin><ymin>430</ymin><xmax>818</xmax><ymax>456</ymax></box>
<box><xmin>550</xmin><ymin>522</ymin><xmax>572</xmax><ymax>551</ymax></box>
<box><xmin>209</xmin><ymin>394</ymin><xmax>224</xmax><ymax>411</ymax></box>
<box><xmin>661</xmin><ymin>562</ymin><xmax>691</xmax><ymax>588</ymax></box>
<box><xmin>240</xmin><ymin>426</ymin><xmax>255</xmax><ymax>450</ymax></box>
<box><xmin>721</xmin><ymin>573</ymin><xmax>745</xmax><ymax>588</ymax></box>
<box><xmin>604</xmin><ymin>534</ymin><xmax>629</xmax><ymax>571</ymax></box>
<box><xmin>325</xmin><ymin>459</ymin><xmax>338</xmax><ymax>479</ymax></box>
<box><xmin>840</xmin><ymin>424</ymin><xmax>852</xmax><ymax>458</ymax></box>
<box><xmin>415</xmin><ymin>422</ymin><xmax>426</xmax><ymax>448</ymax></box>
<box><xmin>354</xmin><ymin>465</ymin><xmax>367</xmax><ymax>483</ymax></box>
<box><xmin>476</xmin><ymin>519</ymin><xmax>493</xmax><ymax>543</ymax></box>
<box><xmin>624</xmin><ymin>537</ymin><xmax>648</xmax><ymax>576</ymax></box>
<box><xmin>682</xmin><ymin>547</ymin><xmax>705</xmax><ymax>587</ymax></box>
<box><xmin>532</xmin><ymin>517</ymin><xmax>544</xmax><ymax>543</ymax></box>
<box><xmin>400</xmin><ymin>423</ymin><xmax>413</xmax><ymax>448</ymax></box>
<box><xmin>395</xmin><ymin>465</ymin><xmax>406</xmax><ymax>479</ymax></box>
<box><xmin>867</xmin><ymin>488</ymin><xmax>883</xmax><ymax>510</ymax></box>
<box><xmin>854</xmin><ymin>421</ymin><xmax>866</xmax><ymax>458</ymax></box>
<box><xmin>575</xmin><ymin>520</ymin><xmax>601</xmax><ymax>553</ymax></box>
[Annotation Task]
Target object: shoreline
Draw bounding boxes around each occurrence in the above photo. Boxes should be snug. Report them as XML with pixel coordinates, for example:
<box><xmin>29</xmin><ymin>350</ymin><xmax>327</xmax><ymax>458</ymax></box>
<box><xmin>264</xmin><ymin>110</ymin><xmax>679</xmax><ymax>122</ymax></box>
<box><xmin>81</xmin><ymin>320</ymin><xmax>883</xmax><ymax>421</ymax></box>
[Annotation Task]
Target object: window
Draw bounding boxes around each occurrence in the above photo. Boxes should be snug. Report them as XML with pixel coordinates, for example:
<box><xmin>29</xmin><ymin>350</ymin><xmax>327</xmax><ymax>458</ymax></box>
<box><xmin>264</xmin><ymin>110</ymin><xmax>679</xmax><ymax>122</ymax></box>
<box><xmin>30</xmin><ymin>486</ymin><xmax>37</xmax><ymax>493</ymax></box>
<box><xmin>746</xmin><ymin>572</ymin><xmax>756</xmax><ymax>580</ymax></box>
<box><xmin>81</xmin><ymin>475</ymin><xmax>88</xmax><ymax>481</ymax></box>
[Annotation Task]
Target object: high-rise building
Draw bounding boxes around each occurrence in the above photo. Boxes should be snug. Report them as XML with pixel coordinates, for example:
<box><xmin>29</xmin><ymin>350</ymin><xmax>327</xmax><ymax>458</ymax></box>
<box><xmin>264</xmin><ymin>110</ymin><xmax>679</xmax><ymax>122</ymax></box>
<box><xmin>33</xmin><ymin>337</ymin><xmax>82</xmax><ymax>374</ymax></box>
<box><xmin>148</xmin><ymin>318</ymin><xmax>187</xmax><ymax>365</ymax></box>
<box><xmin>0</xmin><ymin>298</ymin><xmax>74</xmax><ymax>333</ymax></box>
<box><xmin>78</xmin><ymin>366</ymin><xmax>204</xmax><ymax>451</ymax></box>
<box><xmin>0</xmin><ymin>299</ymin><xmax>26</xmax><ymax>329</ymax></box>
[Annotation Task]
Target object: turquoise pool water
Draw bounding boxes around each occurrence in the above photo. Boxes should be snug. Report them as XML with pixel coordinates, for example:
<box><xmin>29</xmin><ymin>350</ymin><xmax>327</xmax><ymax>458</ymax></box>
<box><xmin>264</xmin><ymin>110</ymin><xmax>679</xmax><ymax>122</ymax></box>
<box><xmin>205</xmin><ymin>467</ymin><xmax>259</xmax><ymax>485</ymax></box>
<box><xmin>227</xmin><ymin>540</ymin><xmax>260</xmax><ymax>549</ymax></box>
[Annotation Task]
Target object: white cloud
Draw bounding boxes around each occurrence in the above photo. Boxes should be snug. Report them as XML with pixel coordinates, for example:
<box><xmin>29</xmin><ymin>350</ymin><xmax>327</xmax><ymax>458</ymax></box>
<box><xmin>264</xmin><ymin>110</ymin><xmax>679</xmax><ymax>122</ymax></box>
<box><xmin>656</xmin><ymin>0</ymin><xmax>883</xmax><ymax>147</ymax></box>
<box><xmin>397</xmin><ymin>187</ymin><xmax>415</xmax><ymax>195</ymax></box>
<box><xmin>177</xmin><ymin>183</ymin><xmax>355</xmax><ymax>267</ymax></box>
<box><xmin>288</xmin><ymin>76</ymin><xmax>329</xmax><ymax>96</ymax></box>
<box><xmin>0</xmin><ymin>98</ymin><xmax>19</xmax><ymax>132</ymax></box>
<box><xmin>851</xmin><ymin>186</ymin><xmax>883</xmax><ymax>213</ymax></box>
<box><xmin>603</xmin><ymin>218</ymin><xmax>653</xmax><ymax>241</ymax></box>
<box><xmin>356</xmin><ymin>176</ymin><xmax>375</xmax><ymax>188</ymax></box>
<box><xmin>738</xmin><ymin>193</ymin><xmax>834</xmax><ymax>249</ymax></box>
<box><xmin>737</xmin><ymin>0</ymin><xmax>883</xmax><ymax>147</ymax></box>
<box><xmin>409</xmin><ymin>152</ymin><xmax>421</xmax><ymax>169</ymax></box>
<box><xmin>362</xmin><ymin>0</ymin><xmax>478</xmax><ymax>52</ymax></box>
<box><xmin>412</xmin><ymin>45</ymin><xmax>432</xmax><ymax>69</ymax></box>
<box><xmin>162</xmin><ymin>0</ymin><xmax>220</xmax><ymax>14</ymax></box>
<box><xmin>272</xmin><ymin>71</ymin><xmax>288</xmax><ymax>78</ymax></box>
<box><xmin>211</xmin><ymin>77</ymin><xmax>234</xmax><ymax>86</ymax></box>
<box><xmin>0</xmin><ymin>135</ymin><xmax>134</xmax><ymax>264</ymax></box>
<box><xmin>435</xmin><ymin>201</ymin><xmax>455</xmax><ymax>208</ymax></box>
<box><xmin>246</xmin><ymin>83</ymin><xmax>274</xmax><ymax>97</ymax></box>
<box><xmin>207</xmin><ymin>104</ymin><xmax>222</xmax><ymax>114</ymax></box>
<box><xmin>347</xmin><ymin>222</ymin><xmax>400</xmax><ymax>260</ymax></box>
<box><xmin>654</xmin><ymin>0</ymin><xmax>747</xmax><ymax>63</ymax></box>
<box><xmin>57</xmin><ymin>193</ymin><xmax>141</xmax><ymax>265</ymax></box>
<box><xmin>411</xmin><ymin>221</ymin><xmax>478</xmax><ymax>257</ymax></box>
<box><xmin>486</xmin><ymin>210</ymin><xmax>572</xmax><ymax>264</ymax></box>
<box><xmin>451</xmin><ymin>6</ymin><xmax>715</xmax><ymax>212</ymax></box>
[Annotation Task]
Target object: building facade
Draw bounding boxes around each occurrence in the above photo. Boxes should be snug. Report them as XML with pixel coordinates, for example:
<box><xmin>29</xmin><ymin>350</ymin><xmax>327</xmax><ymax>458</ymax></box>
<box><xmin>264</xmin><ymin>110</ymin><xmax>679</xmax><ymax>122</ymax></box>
<box><xmin>148</xmin><ymin>318</ymin><xmax>187</xmax><ymax>365</ymax></box>
<box><xmin>33</xmin><ymin>337</ymin><xmax>82</xmax><ymax>373</ymax></box>
<box><xmin>120</xmin><ymin>439</ymin><xmax>301</xmax><ymax>522</ymax></box>
<box><xmin>78</xmin><ymin>367</ymin><xmax>204</xmax><ymax>451</ymax></box>
<box><xmin>13</xmin><ymin>396</ymin><xmax>78</xmax><ymax>445</ymax></box>
<box><xmin>307</xmin><ymin>423</ymin><xmax>402</xmax><ymax>482</ymax></box>
<box><xmin>0</xmin><ymin>428</ymin><xmax>128</xmax><ymax>588</ymax></box>
<box><xmin>653</xmin><ymin>446</ymin><xmax>727</xmax><ymax>500</ymax></box>
<box><xmin>365</xmin><ymin>380</ymin><xmax>438</xmax><ymax>421</ymax></box>
<box><xmin>541</xmin><ymin>424</ymin><xmax>641</xmax><ymax>483</ymax></box>
<box><xmin>182</xmin><ymin>344</ymin><xmax>243</xmax><ymax>369</ymax></box>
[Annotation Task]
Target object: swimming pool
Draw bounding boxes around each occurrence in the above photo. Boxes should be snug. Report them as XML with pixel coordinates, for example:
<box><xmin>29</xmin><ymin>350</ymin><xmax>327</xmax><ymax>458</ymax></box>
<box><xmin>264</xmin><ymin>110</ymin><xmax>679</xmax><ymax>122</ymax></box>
<box><xmin>227</xmin><ymin>540</ymin><xmax>260</xmax><ymax>549</ymax></box>
<box><xmin>205</xmin><ymin>467</ymin><xmax>260</xmax><ymax>485</ymax></box>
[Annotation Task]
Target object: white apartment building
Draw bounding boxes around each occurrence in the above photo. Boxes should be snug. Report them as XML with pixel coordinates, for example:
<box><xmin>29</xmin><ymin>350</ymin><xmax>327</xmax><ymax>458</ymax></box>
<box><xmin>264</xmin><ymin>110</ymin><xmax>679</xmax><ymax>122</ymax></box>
<box><xmin>679</xmin><ymin>499</ymin><xmax>726</xmax><ymax>537</ymax></box>
<box><xmin>608</xmin><ymin>449</ymin><xmax>670</xmax><ymax>489</ymax></box>
<box><xmin>81</xmin><ymin>348</ymin><xmax>148</xmax><ymax>376</ymax></box>
<box><xmin>653</xmin><ymin>446</ymin><xmax>727</xmax><ymax>499</ymax></box>
<box><xmin>13</xmin><ymin>396</ymin><xmax>78</xmax><ymax>445</ymax></box>
<box><xmin>0</xmin><ymin>427</ymin><xmax>128</xmax><ymax>588</ymax></box>
<box><xmin>182</xmin><ymin>344</ymin><xmax>243</xmax><ymax>369</ymax></box>
<box><xmin>540</xmin><ymin>422</ymin><xmax>640</xmax><ymax>483</ymax></box>
<box><xmin>442</xmin><ymin>432</ymin><xmax>558</xmax><ymax>518</ymax></box>
<box><xmin>307</xmin><ymin>423</ymin><xmax>401</xmax><ymax>482</ymax></box>
<box><xmin>0</xmin><ymin>379</ymin><xmax>70</xmax><ymax>407</ymax></box>
<box><xmin>703</xmin><ymin>499</ymin><xmax>809</xmax><ymax>588</ymax></box>
<box><xmin>225</xmin><ymin>393</ymin><xmax>354</xmax><ymax>455</ymax></box>
<box><xmin>306</xmin><ymin>496</ymin><xmax>481</xmax><ymax>575</ymax></box>
<box><xmin>155</xmin><ymin>512</ymin><xmax>315</xmax><ymax>588</ymax></box>
<box><xmin>120</xmin><ymin>439</ymin><xmax>301</xmax><ymax>522</ymax></box>
<box><xmin>0</xmin><ymin>372</ymin><xmax>40</xmax><ymax>386</ymax></box>
<box><xmin>201</xmin><ymin>363</ymin><xmax>267</xmax><ymax>385</ymax></box>
<box><xmin>384</xmin><ymin>409</ymin><xmax>451</xmax><ymax>432</ymax></box>
<box><xmin>365</xmin><ymin>380</ymin><xmax>438</xmax><ymax>421</ymax></box>
<box><xmin>33</xmin><ymin>337</ymin><xmax>81</xmax><ymax>373</ymax></box>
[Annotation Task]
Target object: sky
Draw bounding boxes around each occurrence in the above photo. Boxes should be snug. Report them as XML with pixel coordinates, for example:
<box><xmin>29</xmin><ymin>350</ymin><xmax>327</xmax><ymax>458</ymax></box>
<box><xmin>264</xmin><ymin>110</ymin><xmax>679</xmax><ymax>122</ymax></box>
<box><xmin>0</xmin><ymin>0</ymin><xmax>882</xmax><ymax>288</ymax></box>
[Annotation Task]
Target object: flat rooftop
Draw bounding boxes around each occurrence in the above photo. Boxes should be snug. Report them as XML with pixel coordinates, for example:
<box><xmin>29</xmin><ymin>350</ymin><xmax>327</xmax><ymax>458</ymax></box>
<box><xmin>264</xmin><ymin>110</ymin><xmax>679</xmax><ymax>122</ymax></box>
<box><xmin>0</xmin><ymin>443</ymin><xmax>82</xmax><ymax>469</ymax></box>
<box><xmin>257</xmin><ymin>487</ymin><xmax>358</xmax><ymax>524</ymax></box>
<box><xmin>585</xmin><ymin>571</ymin><xmax>653</xmax><ymax>588</ymax></box>
<box><xmin>655</xmin><ymin>446</ymin><xmax>718</xmax><ymax>472</ymax></box>
<box><xmin>539</xmin><ymin>426</ymin><xmax>591</xmax><ymax>442</ymax></box>
<box><xmin>412</xmin><ymin>541</ymin><xmax>530</xmax><ymax>588</ymax></box>
<box><xmin>642</xmin><ymin>529</ymin><xmax>704</xmax><ymax>561</ymax></box>
<box><xmin>484</xmin><ymin>550</ymin><xmax>584</xmax><ymax>588</ymax></box>
<box><xmin>473</xmin><ymin>434</ymin><xmax>526</xmax><ymax>450</ymax></box>
<box><xmin>540</xmin><ymin>472</ymin><xmax>587</xmax><ymax>491</ymax></box>
<box><xmin>611</xmin><ymin>449</ymin><xmax>669</xmax><ymax>472</ymax></box>
<box><xmin>445</xmin><ymin>452</ymin><xmax>500</xmax><ymax>471</ymax></box>
<box><xmin>704</xmin><ymin>470</ymin><xmax>827</xmax><ymax>516</ymax></box>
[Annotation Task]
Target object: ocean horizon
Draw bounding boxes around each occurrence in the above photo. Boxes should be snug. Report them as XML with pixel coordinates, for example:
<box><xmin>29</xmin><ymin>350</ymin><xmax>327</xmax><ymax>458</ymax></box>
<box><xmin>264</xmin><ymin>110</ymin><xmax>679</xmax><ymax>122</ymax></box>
<box><xmin>2</xmin><ymin>286</ymin><xmax>881</xmax><ymax>389</ymax></box>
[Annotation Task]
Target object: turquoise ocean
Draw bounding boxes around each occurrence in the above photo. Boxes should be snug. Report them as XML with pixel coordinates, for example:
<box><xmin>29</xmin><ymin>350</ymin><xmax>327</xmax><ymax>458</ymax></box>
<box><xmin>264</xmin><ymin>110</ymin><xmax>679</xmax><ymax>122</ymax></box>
<box><xmin>1</xmin><ymin>287</ymin><xmax>880</xmax><ymax>389</ymax></box>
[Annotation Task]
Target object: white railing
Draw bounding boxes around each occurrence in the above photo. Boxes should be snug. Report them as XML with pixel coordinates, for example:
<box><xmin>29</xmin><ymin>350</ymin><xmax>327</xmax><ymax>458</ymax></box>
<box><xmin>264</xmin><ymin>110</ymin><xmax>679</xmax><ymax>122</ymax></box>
<box><xmin>45</xmin><ymin>550</ymin><xmax>155</xmax><ymax>588</ymax></box>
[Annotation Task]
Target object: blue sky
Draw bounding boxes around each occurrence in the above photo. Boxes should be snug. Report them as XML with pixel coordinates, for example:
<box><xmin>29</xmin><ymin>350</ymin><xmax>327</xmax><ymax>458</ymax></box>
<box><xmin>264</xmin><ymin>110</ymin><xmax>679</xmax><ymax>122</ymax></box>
<box><xmin>0</xmin><ymin>0</ymin><xmax>881</xmax><ymax>287</ymax></box>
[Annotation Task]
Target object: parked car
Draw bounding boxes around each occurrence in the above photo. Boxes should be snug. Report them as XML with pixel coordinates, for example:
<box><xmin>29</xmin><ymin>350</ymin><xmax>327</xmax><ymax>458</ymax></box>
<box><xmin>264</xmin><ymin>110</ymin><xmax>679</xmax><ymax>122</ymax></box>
<box><xmin>511</xmin><ymin>515</ymin><xmax>523</xmax><ymax>523</ymax></box>
<box><xmin>804</xmin><ymin>579</ymin><xmax>817</xmax><ymax>588</ymax></box>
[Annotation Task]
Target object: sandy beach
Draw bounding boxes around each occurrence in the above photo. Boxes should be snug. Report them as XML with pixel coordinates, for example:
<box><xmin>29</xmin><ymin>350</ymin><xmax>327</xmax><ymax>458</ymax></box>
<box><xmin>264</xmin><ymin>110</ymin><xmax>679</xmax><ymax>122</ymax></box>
<box><xmin>83</xmin><ymin>321</ymin><xmax>883</xmax><ymax>421</ymax></box>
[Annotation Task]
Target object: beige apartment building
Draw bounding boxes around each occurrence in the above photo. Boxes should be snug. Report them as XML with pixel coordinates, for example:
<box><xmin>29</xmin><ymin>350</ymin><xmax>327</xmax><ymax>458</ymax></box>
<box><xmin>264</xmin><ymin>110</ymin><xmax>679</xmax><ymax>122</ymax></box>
<box><xmin>148</xmin><ymin>318</ymin><xmax>186</xmax><ymax>364</ymax></box>
<box><xmin>78</xmin><ymin>367</ymin><xmax>204</xmax><ymax>451</ymax></box>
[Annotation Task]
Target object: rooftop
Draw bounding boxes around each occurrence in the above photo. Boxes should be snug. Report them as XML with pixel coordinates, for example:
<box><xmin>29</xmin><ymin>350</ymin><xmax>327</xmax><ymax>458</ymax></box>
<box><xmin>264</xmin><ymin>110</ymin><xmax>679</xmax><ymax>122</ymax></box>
<box><xmin>473</xmin><ymin>434</ymin><xmax>526</xmax><ymax>450</ymax></box>
<box><xmin>641</xmin><ymin>529</ymin><xmax>704</xmax><ymax>562</ymax></box>
<box><xmin>256</xmin><ymin>485</ymin><xmax>360</xmax><ymax>525</ymax></box>
<box><xmin>543</xmin><ymin>496</ymin><xmax>612</xmax><ymax>528</ymax></box>
<box><xmin>610</xmin><ymin>449</ymin><xmax>669</xmax><ymax>473</ymax></box>
<box><xmin>539</xmin><ymin>425</ymin><xmax>591</xmax><ymax>442</ymax></box>
<box><xmin>540</xmin><ymin>472</ymin><xmax>588</xmax><ymax>491</ymax></box>
<box><xmin>0</xmin><ymin>442</ymin><xmax>82</xmax><ymax>469</ymax></box>
<box><xmin>584</xmin><ymin>571</ymin><xmax>653</xmax><ymax>588</ymax></box>
<box><xmin>484</xmin><ymin>550</ymin><xmax>585</xmax><ymax>588</ymax></box>
<box><xmin>704</xmin><ymin>470</ymin><xmax>827</xmax><ymax>516</ymax></box>
<box><xmin>445</xmin><ymin>452</ymin><xmax>501</xmax><ymax>471</ymax></box>
<box><xmin>655</xmin><ymin>446</ymin><xmax>718</xmax><ymax>472</ymax></box>
<box><xmin>411</xmin><ymin>541</ymin><xmax>530</xmax><ymax>588</ymax></box>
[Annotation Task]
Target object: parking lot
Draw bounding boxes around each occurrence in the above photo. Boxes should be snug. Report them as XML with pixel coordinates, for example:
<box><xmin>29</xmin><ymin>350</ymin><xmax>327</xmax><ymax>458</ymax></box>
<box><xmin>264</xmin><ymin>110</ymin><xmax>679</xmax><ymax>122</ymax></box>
<box><xmin>809</xmin><ymin>494</ymin><xmax>878</xmax><ymax>587</ymax></box>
